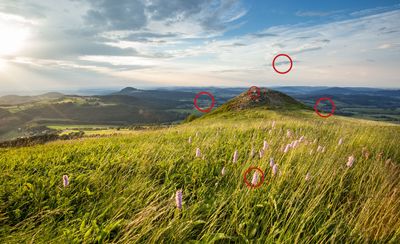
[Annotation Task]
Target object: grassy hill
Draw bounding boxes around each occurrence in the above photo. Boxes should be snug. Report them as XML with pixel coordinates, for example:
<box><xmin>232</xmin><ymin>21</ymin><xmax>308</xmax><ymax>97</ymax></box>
<box><xmin>0</xmin><ymin>91</ymin><xmax>399</xmax><ymax>242</ymax></box>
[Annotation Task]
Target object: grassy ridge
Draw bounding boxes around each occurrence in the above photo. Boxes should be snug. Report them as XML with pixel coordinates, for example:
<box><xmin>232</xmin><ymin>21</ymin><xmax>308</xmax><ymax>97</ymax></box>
<box><xmin>0</xmin><ymin>109</ymin><xmax>399</xmax><ymax>243</ymax></box>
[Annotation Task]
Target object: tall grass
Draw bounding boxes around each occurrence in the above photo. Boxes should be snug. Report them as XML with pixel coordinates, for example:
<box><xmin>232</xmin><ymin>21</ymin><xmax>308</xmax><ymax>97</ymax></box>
<box><xmin>0</xmin><ymin>109</ymin><xmax>399</xmax><ymax>243</ymax></box>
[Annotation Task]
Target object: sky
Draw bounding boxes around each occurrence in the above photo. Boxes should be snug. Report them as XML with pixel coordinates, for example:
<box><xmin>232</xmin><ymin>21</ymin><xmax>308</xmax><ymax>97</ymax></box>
<box><xmin>0</xmin><ymin>0</ymin><xmax>399</xmax><ymax>93</ymax></box>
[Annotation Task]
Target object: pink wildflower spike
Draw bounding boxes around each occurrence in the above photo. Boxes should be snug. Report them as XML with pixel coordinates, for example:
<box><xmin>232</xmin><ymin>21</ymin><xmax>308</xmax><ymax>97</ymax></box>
<box><xmin>292</xmin><ymin>140</ymin><xmax>299</xmax><ymax>148</ymax></box>
<box><xmin>305</xmin><ymin>172</ymin><xmax>311</xmax><ymax>181</ymax></box>
<box><xmin>272</xmin><ymin>164</ymin><xmax>278</xmax><ymax>176</ymax></box>
<box><xmin>188</xmin><ymin>137</ymin><xmax>192</xmax><ymax>144</ymax></box>
<box><xmin>338</xmin><ymin>138</ymin><xmax>343</xmax><ymax>145</ymax></box>
<box><xmin>269</xmin><ymin>157</ymin><xmax>275</xmax><ymax>167</ymax></box>
<box><xmin>284</xmin><ymin>144</ymin><xmax>291</xmax><ymax>153</ymax></box>
<box><xmin>251</xmin><ymin>171</ymin><xmax>259</xmax><ymax>186</ymax></box>
<box><xmin>195</xmin><ymin>148</ymin><xmax>201</xmax><ymax>157</ymax></box>
<box><xmin>221</xmin><ymin>167</ymin><xmax>226</xmax><ymax>176</ymax></box>
<box><xmin>259</xmin><ymin>149</ymin><xmax>264</xmax><ymax>158</ymax></box>
<box><xmin>347</xmin><ymin>155</ymin><xmax>355</xmax><ymax>167</ymax></box>
<box><xmin>175</xmin><ymin>190</ymin><xmax>182</xmax><ymax>210</ymax></box>
<box><xmin>233</xmin><ymin>150</ymin><xmax>239</xmax><ymax>163</ymax></box>
<box><xmin>299</xmin><ymin>136</ymin><xmax>305</xmax><ymax>142</ymax></box>
<box><xmin>263</xmin><ymin>140</ymin><xmax>268</xmax><ymax>150</ymax></box>
<box><xmin>63</xmin><ymin>175</ymin><xmax>69</xmax><ymax>187</ymax></box>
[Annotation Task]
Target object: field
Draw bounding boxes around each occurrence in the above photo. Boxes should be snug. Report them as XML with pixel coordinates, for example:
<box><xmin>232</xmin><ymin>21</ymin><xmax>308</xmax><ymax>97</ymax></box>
<box><xmin>1</xmin><ymin>108</ymin><xmax>399</xmax><ymax>243</ymax></box>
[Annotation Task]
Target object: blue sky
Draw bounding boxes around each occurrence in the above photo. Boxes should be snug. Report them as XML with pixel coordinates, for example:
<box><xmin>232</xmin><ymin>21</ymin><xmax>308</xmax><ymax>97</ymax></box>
<box><xmin>0</xmin><ymin>0</ymin><xmax>399</xmax><ymax>93</ymax></box>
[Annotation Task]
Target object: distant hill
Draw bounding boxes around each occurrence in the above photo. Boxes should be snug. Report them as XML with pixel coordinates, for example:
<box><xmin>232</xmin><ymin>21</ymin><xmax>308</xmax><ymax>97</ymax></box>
<box><xmin>210</xmin><ymin>88</ymin><xmax>308</xmax><ymax>115</ymax></box>
<box><xmin>0</xmin><ymin>92</ymin><xmax>64</xmax><ymax>105</ymax></box>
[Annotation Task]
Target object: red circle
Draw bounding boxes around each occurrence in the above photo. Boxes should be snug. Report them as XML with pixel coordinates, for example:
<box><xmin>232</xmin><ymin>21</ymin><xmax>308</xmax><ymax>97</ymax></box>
<box><xmin>314</xmin><ymin>97</ymin><xmax>336</xmax><ymax>118</ymax></box>
<box><xmin>272</xmin><ymin>54</ymin><xmax>293</xmax><ymax>74</ymax></box>
<box><xmin>247</xmin><ymin>86</ymin><xmax>261</xmax><ymax>100</ymax></box>
<box><xmin>194</xmin><ymin>91</ymin><xmax>215</xmax><ymax>113</ymax></box>
<box><xmin>243</xmin><ymin>166</ymin><xmax>265</xmax><ymax>189</ymax></box>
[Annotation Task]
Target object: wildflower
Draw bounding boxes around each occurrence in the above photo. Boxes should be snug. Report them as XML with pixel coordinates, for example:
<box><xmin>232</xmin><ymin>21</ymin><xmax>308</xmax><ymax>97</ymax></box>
<box><xmin>346</xmin><ymin>155</ymin><xmax>355</xmax><ymax>167</ymax></box>
<box><xmin>269</xmin><ymin>157</ymin><xmax>275</xmax><ymax>167</ymax></box>
<box><xmin>251</xmin><ymin>171</ymin><xmax>259</xmax><ymax>186</ymax></box>
<box><xmin>250</xmin><ymin>148</ymin><xmax>255</xmax><ymax>158</ymax></box>
<box><xmin>263</xmin><ymin>140</ymin><xmax>268</xmax><ymax>150</ymax></box>
<box><xmin>195</xmin><ymin>148</ymin><xmax>201</xmax><ymax>157</ymax></box>
<box><xmin>175</xmin><ymin>190</ymin><xmax>182</xmax><ymax>210</ymax></box>
<box><xmin>287</xmin><ymin>129</ymin><xmax>292</xmax><ymax>137</ymax></box>
<box><xmin>284</xmin><ymin>144</ymin><xmax>291</xmax><ymax>153</ymax></box>
<box><xmin>259</xmin><ymin>149</ymin><xmax>264</xmax><ymax>158</ymax></box>
<box><xmin>299</xmin><ymin>136</ymin><xmax>304</xmax><ymax>142</ymax></box>
<box><xmin>305</xmin><ymin>172</ymin><xmax>311</xmax><ymax>181</ymax></box>
<box><xmin>233</xmin><ymin>150</ymin><xmax>239</xmax><ymax>163</ymax></box>
<box><xmin>188</xmin><ymin>137</ymin><xmax>192</xmax><ymax>144</ymax></box>
<box><xmin>221</xmin><ymin>166</ymin><xmax>226</xmax><ymax>176</ymax></box>
<box><xmin>272</xmin><ymin>164</ymin><xmax>278</xmax><ymax>176</ymax></box>
<box><xmin>338</xmin><ymin>138</ymin><xmax>343</xmax><ymax>145</ymax></box>
<box><xmin>63</xmin><ymin>175</ymin><xmax>69</xmax><ymax>187</ymax></box>
<box><xmin>292</xmin><ymin>140</ymin><xmax>299</xmax><ymax>148</ymax></box>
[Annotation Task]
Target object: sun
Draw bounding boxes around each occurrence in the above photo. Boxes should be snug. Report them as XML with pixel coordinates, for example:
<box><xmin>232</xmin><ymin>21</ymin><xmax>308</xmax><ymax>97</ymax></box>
<box><xmin>0</xmin><ymin>21</ymin><xmax>30</xmax><ymax>56</ymax></box>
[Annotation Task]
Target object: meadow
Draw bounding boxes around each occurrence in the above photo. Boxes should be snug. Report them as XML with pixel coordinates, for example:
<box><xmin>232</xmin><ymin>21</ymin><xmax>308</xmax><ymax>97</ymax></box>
<box><xmin>0</xmin><ymin>108</ymin><xmax>399</xmax><ymax>243</ymax></box>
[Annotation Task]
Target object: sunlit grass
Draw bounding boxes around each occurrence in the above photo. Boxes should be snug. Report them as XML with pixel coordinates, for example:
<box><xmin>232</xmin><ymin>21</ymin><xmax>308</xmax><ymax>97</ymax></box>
<box><xmin>0</xmin><ymin>109</ymin><xmax>399</xmax><ymax>242</ymax></box>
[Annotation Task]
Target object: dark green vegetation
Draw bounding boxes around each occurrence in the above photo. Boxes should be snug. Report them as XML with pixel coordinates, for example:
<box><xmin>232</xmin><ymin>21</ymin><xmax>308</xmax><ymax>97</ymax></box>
<box><xmin>0</xmin><ymin>90</ymin><xmax>399</xmax><ymax>242</ymax></box>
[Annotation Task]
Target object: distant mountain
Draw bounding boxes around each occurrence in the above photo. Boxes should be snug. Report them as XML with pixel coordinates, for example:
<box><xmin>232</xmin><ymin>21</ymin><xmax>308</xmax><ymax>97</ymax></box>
<box><xmin>117</xmin><ymin>87</ymin><xmax>140</xmax><ymax>95</ymax></box>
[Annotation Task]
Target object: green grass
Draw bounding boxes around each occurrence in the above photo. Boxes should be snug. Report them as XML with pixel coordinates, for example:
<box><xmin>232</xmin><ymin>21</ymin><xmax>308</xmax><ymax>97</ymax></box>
<box><xmin>0</xmin><ymin>109</ymin><xmax>399</xmax><ymax>243</ymax></box>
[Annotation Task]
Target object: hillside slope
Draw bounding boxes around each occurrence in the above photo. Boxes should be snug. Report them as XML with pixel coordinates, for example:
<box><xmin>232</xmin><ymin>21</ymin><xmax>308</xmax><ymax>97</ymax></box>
<box><xmin>0</xmin><ymin>104</ymin><xmax>399</xmax><ymax>242</ymax></box>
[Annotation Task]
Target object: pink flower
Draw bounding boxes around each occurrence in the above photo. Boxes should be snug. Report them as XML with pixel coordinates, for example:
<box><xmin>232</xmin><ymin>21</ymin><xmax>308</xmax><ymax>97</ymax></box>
<box><xmin>286</xmin><ymin>129</ymin><xmax>292</xmax><ymax>137</ymax></box>
<box><xmin>251</xmin><ymin>171</ymin><xmax>259</xmax><ymax>186</ymax></box>
<box><xmin>299</xmin><ymin>136</ymin><xmax>304</xmax><ymax>142</ymax></box>
<box><xmin>269</xmin><ymin>157</ymin><xmax>275</xmax><ymax>167</ymax></box>
<box><xmin>259</xmin><ymin>149</ymin><xmax>264</xmax><ymax>158</ymax></box>
<box><xmin>233</xmin><ymin>150</ymin><xmax>238</xmax><ymax>163</ymax></box>
<box><xmin>263</xmin><ymin>140</ymin><xmax>268</xmax><ymax>150</ymax></box>
<box><xmin>305</xmin><ymin>172</ymin><xmax>311</xmax><ymax>181</ymax></box>
<box><xmin>195</xmin><ymin>148</ymin><xmax>201</xmax><ymax>157</ymax></box>
<box><xmin>63</xmin><ymin>175</ymin><xmax>69</xmax><ymax>187</ymax></box>
<box><xmin>175</xmin><ymin>190</ymin><xmax>182</xmax><ymax>210</ymax></box>
<box><xmin>346</xmin><ymin>155</ymin><xmax>355</xmax><ymax>167</ymax></box>
<box><xmin>272</xmin><ymin>164</ymin><xmax>278</xmax><ymax>176</ymax></box>
<box><xmin>284</xmin><ymin>144</ymin><xmax>291</xmax><ymax>153</ymax></box>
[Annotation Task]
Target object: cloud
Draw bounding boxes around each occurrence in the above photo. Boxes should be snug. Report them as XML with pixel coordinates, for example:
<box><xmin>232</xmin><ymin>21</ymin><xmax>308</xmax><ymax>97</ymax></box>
<box><xmin>296</xmin><ymin>10</ymin><xmax>344</xmax><ymax>17</ymax></box>
<box><xmin>84</xmin><ymin>0</ymin><xmax>147</xmax><ymax>30</ymax></box>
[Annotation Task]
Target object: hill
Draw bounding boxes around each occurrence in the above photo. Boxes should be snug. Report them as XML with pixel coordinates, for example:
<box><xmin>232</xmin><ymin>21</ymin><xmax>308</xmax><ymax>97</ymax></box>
<box><xmin>0</xmin><ymin>95</ymin><xmax>399</xmax><ymax>242</ymax></box>
<box><xmin>209</xmin><ymin>88</ymin><xmax>308</xmax><ymax>114</ymax></box>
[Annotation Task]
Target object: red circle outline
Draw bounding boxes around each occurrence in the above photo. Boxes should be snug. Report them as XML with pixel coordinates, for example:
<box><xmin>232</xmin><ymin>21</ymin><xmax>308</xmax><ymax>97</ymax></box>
<box><xmin>247</xmin><ymin>86</ymin><xmax>261</xmax><ymax>100</ymax></box>
<box><xmin>314</xmin><ymin>97</ymin><xmax>336</xmax><ymax>118</ymax></box>
<box><xmin>272</xmin><ymin>54</ymin><xmax>293</xmax><ymax>74</ymax></box>
<box><xmin>243</xmin><ymin>166</ymin><xmax>265</xmax><ymax>189</ymax></box>
<box><xmin>194</xmin><ymin>91</ymin><xmax>215</xmax><ymax>113</ymax></box>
